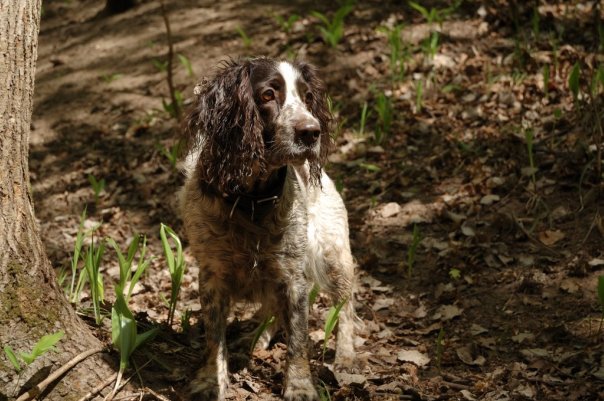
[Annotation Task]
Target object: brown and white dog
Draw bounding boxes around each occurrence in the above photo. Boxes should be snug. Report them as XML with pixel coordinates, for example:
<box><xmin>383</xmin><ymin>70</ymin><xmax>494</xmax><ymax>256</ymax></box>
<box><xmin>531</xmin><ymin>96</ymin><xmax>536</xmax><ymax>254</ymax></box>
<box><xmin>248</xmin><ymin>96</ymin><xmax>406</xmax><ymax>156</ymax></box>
<box><xmin>180</xmin><ymin>57</ymin><xmax>356</xmax><ymax>401</ymax></box>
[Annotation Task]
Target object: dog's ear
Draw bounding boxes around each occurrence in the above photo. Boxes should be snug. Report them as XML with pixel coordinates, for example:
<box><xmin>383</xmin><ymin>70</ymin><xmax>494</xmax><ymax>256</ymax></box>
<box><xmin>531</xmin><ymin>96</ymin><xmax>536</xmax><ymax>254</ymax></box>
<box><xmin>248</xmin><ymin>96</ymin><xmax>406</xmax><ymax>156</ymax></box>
<box><xmin>297</xmin><ymin>62</ymin><xmax>334</xmax><ymax>184</ymax></box>
<box><xmin>183</xmin><ymin>59</ymin><xmax>265</xmax><ymax>193</ymax></box>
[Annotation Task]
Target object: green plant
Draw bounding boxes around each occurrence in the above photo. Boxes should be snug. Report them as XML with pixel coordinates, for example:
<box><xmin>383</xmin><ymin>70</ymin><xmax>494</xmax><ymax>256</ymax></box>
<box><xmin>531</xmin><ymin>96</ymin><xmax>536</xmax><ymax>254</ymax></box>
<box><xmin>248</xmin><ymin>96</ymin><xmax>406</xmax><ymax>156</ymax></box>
<box><xmin>449</xmin><ymin>268</ymin><xmax>461</xmax><ymax>280</ymax></box>
<box><xmin>236</xmin><ymin>26</ymin><xmax>252</xmax><ymax>48</ymax></box>
<box><xmin>308</xmin><ymin>283</ymin><xmax>320</xmax><ymax>307</ymax></box>
<box><xmin>569</xmin><ymin>61</ymin><xmax>581</xmax><ymax>102</ymax></box>
<box><xmin>177</xmin><ymin>53</ymin><xmax>194</xmax><ymax>78</ymax></box>
<box><xmin>323</xmin><ymin>298</ymin><xmax>347</xmax><ymax>358</ymax></box>
<box><xmin>159</xmin><ymin>0</ymin><xmax>182</xmax><ymax>121</ymax></box>
<box><xmin>162</xmin><ymin>90</ymin><xmax>183</xmax><ymax>120</ymax></box>
<box><xmin>250</xmin><ymin>315</ymin><xmax>275</xmax><ymax>352</ymax></box>
<box><xmin>87</xmin><ymin>174</ymin><xmax>105</xmax><ymax>206</ymax></box>
<box><xmin>408</xmin><ymin>1</ymin><xmax>459</xmax><ymax>25</ymax></box>
<box><xmin>597</xmin><ymin>276</ymin><xmax>604</xmax><ymax>334</ymax></box>
<box><xmin>374</xmin><ymin>92</ymin><xmax>393</xmax><ymax>144</ymax></box>
<box><xmin>378</xmin><ymin>24</ymin><xmax>408</xmax><ymax>82</ymax></box>
<box><xmin>525</xmin><ymin>127</ymin><xmax>537</xmax><ymax>189</ymax></box>
<box><xmin>158</xmin><ymin>141</ymin><xmax>181</xmax><ymax>169</ymax></box>
<box><xmin>422</xmin><ymin>31</ymin><xmax>440</xmax><ymax>58</ymax></box>
<box><xmin>273</xmin><ymin>13</ymin><xmax>300</xmax><ymax>34</ymax></box>
<box><xmin>406</xmin><ymin>224</ymin><xmax>421</xmax><ymax>277</ymax></box>
<box><xmin>435</xmin><ymin>327</ymin><xmax>445</xmax><ymax>371</ymax></box>
<box><xmin>357</xmin><ymin>101</ymin><xmax>370</xmax><ymax>137</ymax></box>
<box><xmin>359</xmin><ymin>162</ymin><xmax>381</xmax><ymax>172</ymax></box>
<box><xmin>181</xmin><ymin>308</ymin><xmax>192</xmax><ymax>333</ymax></box>
<box><xmin>152</xmin><ymin>59</ymin><xmax>168</xmax><ymax>72</ymax></box>
<box><xmin>318</xmin><ymin>380</ymin><xmax>332</xmax><ymax>401</ymax></box>
<box><xmin>409</xmin><ymin>1</ymin><xmax>460</xmax><ymax>59</ymax></box>
<box><xmin>311</xmin><ymin>1</ymin><xmax>355</xmax><ymax>48</ymax></box>
<box><xmin>415</xmin><ymin>80</ymin><xmax>424</xmax><ymax>113</ymax></box>
<box><xmin>84</xmin><ymin>232</ymin><xmax>106</xmax><ymax>325</ymax></box>
<box><xmin>65</xmin><ymin>209</ymin><xmax>87</xmax><ymax>303</ymax></box>
<box><xmin>107</xmin><ymin>234</ymin><xmax>151</xmax><ymax>302</ymax></box>
<box><xmin>542</xmin><ymin>64</ymin><xmax>550</xmax><ymax>95</ymax></box>
<box><xmin>111</xmin><ymin>291</ymin><xmax>158</xmax><ymax>393</ymax></box>
<box><xmin>100</xmin><ymin>73</ymin><xmax>122</xmax><ymax>83</ymax></box>
<box><xmin>326</xmin><ymin>96</ymin><xmax>346</xmax><ymax>139</ymax></box>
<box><xmin>531</xmin><ymin>6</ymin><xmax>540</xmax><ymax>40</ymax></box>
<box><xmin>160</xmin><ymin>223</ymin><xmax>186</xmax><ymax>326</ymax></box>
<box><xmin>3</xmin><ymin>331</ymin><xmax>64</xmax><ymax>373</ymax></box>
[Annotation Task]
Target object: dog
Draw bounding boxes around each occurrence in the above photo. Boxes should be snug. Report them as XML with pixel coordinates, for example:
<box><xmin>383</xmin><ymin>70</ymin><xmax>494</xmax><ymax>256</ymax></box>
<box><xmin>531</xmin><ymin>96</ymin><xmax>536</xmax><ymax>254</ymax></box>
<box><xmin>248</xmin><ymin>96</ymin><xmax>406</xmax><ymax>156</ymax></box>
<box><xmin>180</xmin><ymin>57</ymin><xmax>356</xmax><ymax>401</ymax></box>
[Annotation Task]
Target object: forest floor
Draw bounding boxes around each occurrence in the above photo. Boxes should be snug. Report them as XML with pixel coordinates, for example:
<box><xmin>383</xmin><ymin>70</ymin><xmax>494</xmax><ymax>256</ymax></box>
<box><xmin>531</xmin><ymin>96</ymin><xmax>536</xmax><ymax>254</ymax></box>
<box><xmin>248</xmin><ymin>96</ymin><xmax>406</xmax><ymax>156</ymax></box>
<box><xmin>31</xmin><ymin>0</ymin><xmax>604</xmax><ymax>400</ymax></box>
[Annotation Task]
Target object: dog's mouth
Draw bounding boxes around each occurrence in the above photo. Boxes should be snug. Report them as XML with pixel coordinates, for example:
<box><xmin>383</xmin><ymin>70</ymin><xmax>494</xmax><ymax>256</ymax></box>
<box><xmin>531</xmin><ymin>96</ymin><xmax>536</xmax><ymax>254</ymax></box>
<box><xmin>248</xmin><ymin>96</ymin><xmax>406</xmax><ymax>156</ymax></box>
<box><xmin>264</xmin><ymin>134</ymin><xmax>320</xmax><ymax>166</ymax></box>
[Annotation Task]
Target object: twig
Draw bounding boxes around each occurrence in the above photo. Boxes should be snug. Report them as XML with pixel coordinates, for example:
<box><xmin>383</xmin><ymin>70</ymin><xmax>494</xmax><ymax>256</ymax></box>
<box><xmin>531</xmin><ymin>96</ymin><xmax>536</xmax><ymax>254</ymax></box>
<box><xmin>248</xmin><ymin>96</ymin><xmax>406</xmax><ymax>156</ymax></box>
<box><xmin>16</xmin><ymin>346</ymin><xmax>105</xmax><ymax>401</ymax></box>
<box><xmin>510</xmin><ymin>213</ymin><xmax>562</xmax><ymax>257</ymax></box>
<box><xmin>77</xmin><ymin>372</ymin><xmax>119</xmax><ymax>401</ymax></box>
<box><xmin>159</xmin><ymin>0</ymin><xmax>181</xmax><ymax>121</ymax></box>
<box><xmin>143</xmin><ymin>386</ymin><xmax>171</xmax><ymax>401</ymax></box>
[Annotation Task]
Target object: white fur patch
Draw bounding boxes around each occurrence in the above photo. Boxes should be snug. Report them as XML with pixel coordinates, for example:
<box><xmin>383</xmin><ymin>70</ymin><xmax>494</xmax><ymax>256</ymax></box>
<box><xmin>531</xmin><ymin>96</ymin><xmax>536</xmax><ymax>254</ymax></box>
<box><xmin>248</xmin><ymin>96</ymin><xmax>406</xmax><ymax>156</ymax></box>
<box><xmin>278</xmin><ymin>61</ymin><xmax>302</xmax><ymax>107</ymax></box>
<box><xmin>278</xmin><ymin>61</ymin><xmax>318</xmax><ymax>126</ymax></box>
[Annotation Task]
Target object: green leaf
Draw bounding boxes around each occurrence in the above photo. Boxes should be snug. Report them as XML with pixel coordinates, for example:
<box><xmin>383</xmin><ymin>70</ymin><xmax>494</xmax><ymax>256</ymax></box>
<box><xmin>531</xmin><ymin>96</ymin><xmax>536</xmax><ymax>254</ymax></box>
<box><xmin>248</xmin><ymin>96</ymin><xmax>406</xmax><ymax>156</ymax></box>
<box><xmin>20</xmin><ymin>331</ymin><xmax>64</xmax><ymax>365</ymax></box>
<box><xmin>323</xmin><ymin>298</ymin><xmax>347</xmax><ymax>356</ymax></box>
<box><xmin>598</xmin><ymin>276</ymin><xmax>604</xmax><ymax>312</ymax></box>
<box><xmin>308</xmin><ymin>284</ymin><xmax>320</xmax><ymax>306</ymax></box>
<box><xmin>134</xmin><ymin>327</ymin><xmax>158</xmax><ymax>352</ymax></box>
<box><xmin>250</xmin><ymin>315</ymin><xmax>275</xmax><ymax>353</ymax></box>
<box><xmin>359</xmin><ymin>162</ymin><xmax>382</xmax><ymax>172</ymax></box>
<box><xmin>568</xmin><ymin>62</ymin><xmax>580</xmax><ymax>101</ymax></box>
<box><xmin>160</xmin><ymin>224</ymin><xmax>175</xmax><ymax>274</ymax></box>
<box><xmin>4</xmin><ymin>346</ymin><xmax>21</xmax><ymax>372</ymax></box>
<box><xmin>449</xmin><ymin>268</ymin><xmax>461</xmax><ymax>280</ymax></box>
<box><xmin>310</xmin><ymin>11</ymin><xmax>330</xmax><ymax>27</ymax></box>
<box><xmin>409</xmin><ymin>1</ymin><xmax>429</xmax><ymax>20</ymax></box>
<box><xmin>177</xmin><ymin>54</ymin><xmax>194</xmax><ymax>78</ymax></box>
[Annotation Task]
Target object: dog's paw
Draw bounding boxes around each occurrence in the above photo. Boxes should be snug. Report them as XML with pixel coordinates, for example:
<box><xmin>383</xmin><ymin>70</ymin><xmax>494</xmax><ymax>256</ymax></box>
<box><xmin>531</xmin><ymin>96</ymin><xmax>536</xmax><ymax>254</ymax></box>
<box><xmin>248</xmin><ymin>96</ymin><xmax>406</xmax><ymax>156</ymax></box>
<box><xmin>190</xmin><ymin>379</ymin><xmax>219</xmax><ymax>401</ymax></box>
<box><xmin>190</xmin><ymin>366</ymin><xmax>227</xmax><ymax>401</ymax></box>
<box><xmin>334</xmin><ymin>353</ymin><xmax>356</xmax><ymax>371</ymax></box>
<box><xmin>283</xmin><ymin>378</ymin><xmax>320</xmax><ymax>401</ymax></box>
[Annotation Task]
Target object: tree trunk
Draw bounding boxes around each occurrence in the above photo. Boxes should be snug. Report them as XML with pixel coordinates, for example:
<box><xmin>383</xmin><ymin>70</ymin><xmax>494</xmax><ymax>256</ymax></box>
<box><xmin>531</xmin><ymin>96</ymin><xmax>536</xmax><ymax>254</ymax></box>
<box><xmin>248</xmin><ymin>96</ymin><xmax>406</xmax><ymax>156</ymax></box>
<box><xmin>0</xmin><ymin>1</ymin><xmax>113</xmax><ymax>399</ymax></box>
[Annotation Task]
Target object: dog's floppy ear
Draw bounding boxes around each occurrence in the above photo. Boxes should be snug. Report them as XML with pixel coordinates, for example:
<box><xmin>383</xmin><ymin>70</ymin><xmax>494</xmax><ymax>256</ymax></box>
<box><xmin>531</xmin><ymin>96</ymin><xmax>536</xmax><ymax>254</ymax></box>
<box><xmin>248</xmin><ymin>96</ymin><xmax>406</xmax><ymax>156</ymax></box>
<box><xmin>296</xmin><ymin>61</ymin><xmax>334</xmax><ymax>184</ymax></box>
<box><xmin>183</xmin><ymin>59</ymin><xmax>265</xmax><ymax>193</ymax></box>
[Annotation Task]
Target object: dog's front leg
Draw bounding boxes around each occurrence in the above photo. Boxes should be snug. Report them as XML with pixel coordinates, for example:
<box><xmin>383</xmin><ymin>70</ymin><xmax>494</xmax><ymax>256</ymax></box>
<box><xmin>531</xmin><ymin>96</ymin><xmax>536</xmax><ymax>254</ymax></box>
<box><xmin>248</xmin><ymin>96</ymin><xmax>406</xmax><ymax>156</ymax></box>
<box><xmin>191</xmin><ymin>287</ymin><xmax>230</xmax><ymax>401</ymax></box>
<box><xmin>281</xmin><ymin>275</ymin><xmax>319</xmax><ymax>401</ymax></box>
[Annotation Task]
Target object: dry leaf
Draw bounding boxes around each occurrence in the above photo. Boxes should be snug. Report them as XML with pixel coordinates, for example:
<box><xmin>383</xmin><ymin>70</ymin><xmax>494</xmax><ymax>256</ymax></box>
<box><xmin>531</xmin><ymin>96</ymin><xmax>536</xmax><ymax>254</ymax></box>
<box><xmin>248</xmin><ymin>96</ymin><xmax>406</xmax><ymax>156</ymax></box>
<box><xmin>480</xmin><ymin>194</ymin><xmax>500</xmax><ymax>205</ymax></box>
<box><xmin>560</xmin><ymin>278</ymin><xmax>579</xmax><ymax>294</ymax></box>
<box><xmin>380</xmin><ymin>202</ymin><xmax>401</xmax><ymax>218</ymax></box>
<box><xmin>433</xmin><ymin>304</ymin><xmax>463</xmax><ymax>321</ymax></box>
<box><xmin>538</xmin><ymin>229</ymin><xmax>565</xmax><ymax>246</ymax></box>
<box><xmin>511</xmin><ymin>332</ymin><xmax>535</xmax><ymax>343</ymax></box>
<box><xmin>397</xmin><ymin>349</ymin><xmax>430</xmax><ymax>367</ymax></box>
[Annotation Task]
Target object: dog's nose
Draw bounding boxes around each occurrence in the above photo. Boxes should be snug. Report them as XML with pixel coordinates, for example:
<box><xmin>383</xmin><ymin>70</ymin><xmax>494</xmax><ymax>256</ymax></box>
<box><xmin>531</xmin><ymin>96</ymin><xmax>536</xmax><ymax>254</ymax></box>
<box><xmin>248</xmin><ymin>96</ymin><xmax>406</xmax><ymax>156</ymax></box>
<box><xmin>295</xmin><ymin>120</ymin><xmax>321</xmax><ymax>147</ymax></box>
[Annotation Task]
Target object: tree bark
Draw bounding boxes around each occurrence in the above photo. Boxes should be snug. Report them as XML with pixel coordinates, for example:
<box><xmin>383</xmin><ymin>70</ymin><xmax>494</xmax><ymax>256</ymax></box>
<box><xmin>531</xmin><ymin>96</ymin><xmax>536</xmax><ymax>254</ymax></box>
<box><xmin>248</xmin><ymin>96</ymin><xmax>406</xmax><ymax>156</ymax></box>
<box><xmin>0</xmin><ymin>1</ymin><xmax>113</xmax><ymax>399</ymax></box>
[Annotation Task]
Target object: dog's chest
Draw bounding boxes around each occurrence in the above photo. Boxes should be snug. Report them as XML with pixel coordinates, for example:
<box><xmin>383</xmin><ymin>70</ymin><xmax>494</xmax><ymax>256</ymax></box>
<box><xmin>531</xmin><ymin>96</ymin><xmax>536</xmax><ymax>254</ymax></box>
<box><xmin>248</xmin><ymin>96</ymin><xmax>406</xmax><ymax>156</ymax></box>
<box><xmin>206</xmin><ymin>204</ymin><xmax>308</xmax><ymax>297</ymax></box>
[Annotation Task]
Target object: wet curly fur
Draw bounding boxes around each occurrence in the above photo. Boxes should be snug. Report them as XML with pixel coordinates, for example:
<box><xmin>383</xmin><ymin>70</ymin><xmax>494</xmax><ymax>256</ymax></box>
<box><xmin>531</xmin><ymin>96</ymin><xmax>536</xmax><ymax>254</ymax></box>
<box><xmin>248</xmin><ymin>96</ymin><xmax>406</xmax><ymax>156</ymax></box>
<box><xmin>180</xmin><ymin>57</ymin><xmax>356</xmax><ymax>401</ymax></box>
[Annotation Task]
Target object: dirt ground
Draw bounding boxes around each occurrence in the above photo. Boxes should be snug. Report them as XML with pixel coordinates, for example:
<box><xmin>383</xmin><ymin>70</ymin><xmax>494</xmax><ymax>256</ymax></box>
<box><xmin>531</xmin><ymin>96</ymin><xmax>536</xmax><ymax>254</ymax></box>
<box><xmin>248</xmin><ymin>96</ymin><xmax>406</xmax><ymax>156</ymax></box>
<box><xmin>31</xmin><ymin>0</ymin><xmax>604</xmax><ymax>400</ymax></box>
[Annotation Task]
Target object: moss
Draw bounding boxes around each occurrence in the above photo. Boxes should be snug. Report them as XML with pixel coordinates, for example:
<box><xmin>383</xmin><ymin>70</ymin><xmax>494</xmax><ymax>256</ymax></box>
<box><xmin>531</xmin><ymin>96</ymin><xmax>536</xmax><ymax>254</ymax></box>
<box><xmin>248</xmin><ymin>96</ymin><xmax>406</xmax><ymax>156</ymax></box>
<box><xmin>1</xmin><ymin>261</ymin><xmax>62</xmax><ymax>335</ymax></box>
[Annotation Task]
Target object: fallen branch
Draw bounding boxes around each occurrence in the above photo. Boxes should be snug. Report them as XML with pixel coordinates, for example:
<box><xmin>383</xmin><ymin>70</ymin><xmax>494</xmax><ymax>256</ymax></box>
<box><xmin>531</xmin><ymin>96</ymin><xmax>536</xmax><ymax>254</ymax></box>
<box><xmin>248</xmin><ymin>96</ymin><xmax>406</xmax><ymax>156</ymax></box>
<box><xmin>16</xmin><ymin>346</ymin><xmax>105</xmax><ymax>401</ymax></box>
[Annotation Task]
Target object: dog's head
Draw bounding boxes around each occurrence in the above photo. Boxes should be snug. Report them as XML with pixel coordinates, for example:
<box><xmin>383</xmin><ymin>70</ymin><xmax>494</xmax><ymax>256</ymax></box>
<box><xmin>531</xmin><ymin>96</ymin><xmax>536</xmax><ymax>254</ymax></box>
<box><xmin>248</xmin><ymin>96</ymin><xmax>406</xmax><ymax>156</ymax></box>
<box><xmin>183</xmin><ymin>57</ymin><xmax>333</xmax><ymax>194</ymax></box>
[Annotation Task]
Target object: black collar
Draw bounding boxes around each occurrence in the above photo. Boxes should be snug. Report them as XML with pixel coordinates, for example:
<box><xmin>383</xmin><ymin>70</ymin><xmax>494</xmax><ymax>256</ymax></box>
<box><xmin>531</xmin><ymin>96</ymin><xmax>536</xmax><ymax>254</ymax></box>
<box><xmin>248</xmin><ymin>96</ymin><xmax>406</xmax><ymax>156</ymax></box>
<box><xmin>202</xmin><ymin>167</ymin><xmax>288</xmax><ymax>224</ymax></box>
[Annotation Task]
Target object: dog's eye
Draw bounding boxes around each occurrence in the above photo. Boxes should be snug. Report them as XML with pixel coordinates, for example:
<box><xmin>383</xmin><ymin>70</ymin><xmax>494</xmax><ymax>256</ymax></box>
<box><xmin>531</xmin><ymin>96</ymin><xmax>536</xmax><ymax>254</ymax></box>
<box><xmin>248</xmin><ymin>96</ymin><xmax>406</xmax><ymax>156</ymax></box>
<box><xmin>305</xmin><ymin>92</ymin><xmax>313</xmax><ymax>106</ymax></box>
<box><xmin>261</xmin><ymin>89</ymin><xmax>275</xmax><ymax>103</ymax></box>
